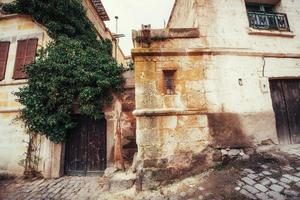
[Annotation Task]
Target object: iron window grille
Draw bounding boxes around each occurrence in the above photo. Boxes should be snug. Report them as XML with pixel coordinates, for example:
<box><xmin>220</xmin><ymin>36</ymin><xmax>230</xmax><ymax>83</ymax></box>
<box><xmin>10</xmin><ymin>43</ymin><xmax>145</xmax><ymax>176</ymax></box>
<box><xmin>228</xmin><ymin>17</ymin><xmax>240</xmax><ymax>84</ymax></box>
<box><xmin>247</xmin><ymin>11</ymin><xmax>290</xmax><ymax>31</ymax></box>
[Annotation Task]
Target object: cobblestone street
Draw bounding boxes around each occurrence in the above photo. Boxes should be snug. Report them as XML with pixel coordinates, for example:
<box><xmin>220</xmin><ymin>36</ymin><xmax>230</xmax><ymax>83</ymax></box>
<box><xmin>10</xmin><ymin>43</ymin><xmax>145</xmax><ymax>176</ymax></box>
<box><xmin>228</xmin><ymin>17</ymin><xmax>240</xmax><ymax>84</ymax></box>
<box><xmin>236</xmin><ymin>164</ymin><xmax>300</xmax><ymax>199</ymax></box>
<box><xmin>1</xmin><ymin>145</ymin><xmax>300</xmax><ymax>200</ymax></box>
<box><xmin>0</xmin><ymin>176</ymin><xmax>109</xmax><ymax>200</ymax></box>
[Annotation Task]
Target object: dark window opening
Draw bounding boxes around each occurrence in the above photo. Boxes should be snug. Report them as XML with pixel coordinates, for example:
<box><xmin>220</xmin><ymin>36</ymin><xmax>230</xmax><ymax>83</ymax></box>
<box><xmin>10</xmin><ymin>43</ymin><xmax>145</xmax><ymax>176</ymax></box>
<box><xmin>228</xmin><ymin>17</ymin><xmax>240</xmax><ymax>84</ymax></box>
<box><xmin>163</xmin><ymin>70</ymin><xmax>176</xmax><ymax>95</ymax></box>
<box><xmin>246</xmin><ymin>4</ymin><xmax>274</xmax><ymax>12</ymax></box>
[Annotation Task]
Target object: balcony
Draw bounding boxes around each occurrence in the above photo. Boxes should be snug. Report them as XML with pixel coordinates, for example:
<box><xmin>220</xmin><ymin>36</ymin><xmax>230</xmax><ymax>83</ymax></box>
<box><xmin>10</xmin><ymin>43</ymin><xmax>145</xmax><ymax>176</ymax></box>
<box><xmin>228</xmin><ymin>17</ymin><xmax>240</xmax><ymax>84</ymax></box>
<box><xmin>247</xmin><ymin>11</ymin><xmax>290</xmax><ymax>31</ymax></box>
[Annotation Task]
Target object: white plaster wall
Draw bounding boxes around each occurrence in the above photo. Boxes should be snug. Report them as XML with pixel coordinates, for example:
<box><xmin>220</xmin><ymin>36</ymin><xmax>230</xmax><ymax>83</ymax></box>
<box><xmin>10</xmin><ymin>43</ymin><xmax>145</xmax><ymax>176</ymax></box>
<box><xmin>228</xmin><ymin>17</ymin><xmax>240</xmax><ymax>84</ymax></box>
<box><xmin>166</xmin><ymin>0</ymin><xmax>300</xmax><ymax>145</ymax></box>
<box><xmin>204</xmin><ymin>55</ymin><xmax>300</xmax><ymax>144</ymax></box>
<box><xmin>0</xmin><ymin>17</ymin><xmax>49</xmax><ymax>175</ymax></box>
<box><xmin>169</xmin><ymin>0</ymin><xmax>300</xmax><ymax>53</ymax></box>
<box><xmin>0</xmin><ymin>113</ymin><xmax>28</xmax><ymax>174</ymax></box>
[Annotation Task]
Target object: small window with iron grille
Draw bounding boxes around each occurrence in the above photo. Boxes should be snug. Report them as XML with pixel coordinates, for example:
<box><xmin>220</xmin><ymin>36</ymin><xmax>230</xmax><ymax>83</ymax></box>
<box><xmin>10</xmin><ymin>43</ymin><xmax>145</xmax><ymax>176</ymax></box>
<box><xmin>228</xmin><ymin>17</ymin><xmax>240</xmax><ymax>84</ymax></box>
<box><xmin>163</xmin><ymin>70</ymin><xmax>176</xmax><ymax>95</ymax></box>
<box><xmin>246</xmin><ymin>3</ymin><xmax>290</xmax><ymax>31</ymax></box>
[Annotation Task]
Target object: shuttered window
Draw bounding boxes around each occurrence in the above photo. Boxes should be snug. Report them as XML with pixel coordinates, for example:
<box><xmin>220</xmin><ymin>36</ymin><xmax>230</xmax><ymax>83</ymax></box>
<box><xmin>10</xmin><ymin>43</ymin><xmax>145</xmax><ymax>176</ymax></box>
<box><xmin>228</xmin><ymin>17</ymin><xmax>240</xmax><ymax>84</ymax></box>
<box><xmin>13</xmin><ymin>38</ymin><xmax>38</xmax><ymax>79</ymax></box>
<box><xmin>0</xmin><ymin>42</ymin><xmax>10</xmax><ymax>81</ymax></box>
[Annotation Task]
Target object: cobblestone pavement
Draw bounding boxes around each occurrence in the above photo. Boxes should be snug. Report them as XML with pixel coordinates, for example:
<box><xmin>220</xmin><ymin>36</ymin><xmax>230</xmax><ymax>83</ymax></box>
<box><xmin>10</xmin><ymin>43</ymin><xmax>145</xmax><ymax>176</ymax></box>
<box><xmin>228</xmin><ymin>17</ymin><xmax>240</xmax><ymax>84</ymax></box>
<box><xmin>1</xmin><ymin>146</ymin><xmax>300</xmax><ymax>200</ymax></box>
<box><xmin>0</xmin><ymin>176</ymin><xmax>108</xmax><ymax>200</ymax></box>
<box><xmin>236</xmin><ymin>165</ymin><xmax>300</xmax><ymax>200</ymax></box>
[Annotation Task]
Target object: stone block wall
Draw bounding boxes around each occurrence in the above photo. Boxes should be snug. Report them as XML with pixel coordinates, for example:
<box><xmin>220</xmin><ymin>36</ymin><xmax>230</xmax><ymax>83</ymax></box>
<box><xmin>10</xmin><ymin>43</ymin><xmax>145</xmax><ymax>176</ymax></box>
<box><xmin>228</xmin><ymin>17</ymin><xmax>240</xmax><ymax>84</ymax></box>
<box><xmin>135</xmin><ymin>55</ymin><xmax>207</xmax><ymax>111</ymax></box>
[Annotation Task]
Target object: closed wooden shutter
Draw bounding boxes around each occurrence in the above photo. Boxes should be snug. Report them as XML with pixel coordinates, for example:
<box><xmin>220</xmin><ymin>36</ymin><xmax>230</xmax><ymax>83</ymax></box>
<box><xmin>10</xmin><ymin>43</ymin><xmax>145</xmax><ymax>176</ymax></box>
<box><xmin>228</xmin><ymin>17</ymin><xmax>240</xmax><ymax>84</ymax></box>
<box><xmin>13</xmin><ymin>39</ymin><xmax>38</xmax><ymax>79</ymax></box>
<box><xmin>0</xmin><ymin>42</ymin><xmax>10</xmax><ymax>81</ymax></box>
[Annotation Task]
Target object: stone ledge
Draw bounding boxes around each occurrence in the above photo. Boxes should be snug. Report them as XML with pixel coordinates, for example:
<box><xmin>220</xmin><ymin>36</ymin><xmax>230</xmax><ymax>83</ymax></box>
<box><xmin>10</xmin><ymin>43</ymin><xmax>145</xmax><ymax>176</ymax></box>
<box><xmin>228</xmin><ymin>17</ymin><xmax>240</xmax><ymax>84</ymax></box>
<box><xmin>133</xmin><ymin>28</ymin><xmax>200</xmax><ymax>41</ymax></box>
<box><xmin>248</xmin><ymin>28</ymin><xmax>295</xmax><ymax>38</ymax></box>
<box><xmin>133</xmin><ymin>108</ymin><xmax>207</xmax><ymax>117</ymax></box>
<box><xmin>132</xmin><ymin>48</ymin><xmax>300</xmax><ymax>58</ymax></box>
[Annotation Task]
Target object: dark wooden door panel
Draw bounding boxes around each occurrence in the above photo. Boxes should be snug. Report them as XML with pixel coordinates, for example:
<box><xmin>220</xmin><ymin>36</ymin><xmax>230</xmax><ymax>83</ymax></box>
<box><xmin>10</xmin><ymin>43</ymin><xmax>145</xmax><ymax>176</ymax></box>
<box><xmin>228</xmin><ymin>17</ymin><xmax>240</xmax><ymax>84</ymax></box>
<box><xmin>65</xmin><ymin>115</ymin><xmax>106</xmax><ymax>176</ymax></box>
<box><xmin>270</xmin><ymin>80</ymin><xmax>291</xmax><ymax>144</ymax></box>
<box><xmin>87</xmin><ymin>118</ymin><xmax>106</xmax><ymax>173</ymax></box>
<box><xmin>65</xmin><ymin>117</ymin><xmax>87</xmax><ymax>176</ymax></box>
<box><xmin>281</xmin><ymin>80</ymin><xmax>300</xmax><ymax>144</ymax></box>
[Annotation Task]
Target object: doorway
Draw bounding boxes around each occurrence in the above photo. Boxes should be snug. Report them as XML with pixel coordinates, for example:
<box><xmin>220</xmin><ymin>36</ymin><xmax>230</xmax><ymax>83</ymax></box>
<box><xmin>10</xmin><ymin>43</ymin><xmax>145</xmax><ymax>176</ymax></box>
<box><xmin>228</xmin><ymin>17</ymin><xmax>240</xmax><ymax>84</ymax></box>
<box><xmin>270</xmin><ymin>79</ymin><xmax>300</xmax><ymax>144</ymax></box>
<box><xmin>64</xmin><ymin>115</ymin><xmax>107</xmax><ymax>176</ymax></box>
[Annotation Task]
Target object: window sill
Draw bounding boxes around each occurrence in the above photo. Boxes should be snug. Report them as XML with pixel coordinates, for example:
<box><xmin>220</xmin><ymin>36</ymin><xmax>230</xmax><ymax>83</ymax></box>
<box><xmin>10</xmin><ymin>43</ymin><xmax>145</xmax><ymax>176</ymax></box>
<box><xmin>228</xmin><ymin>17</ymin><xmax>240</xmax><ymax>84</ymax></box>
<box><xmin>248</xmin><ymin>28</ymin><xmax>295</xmax><ymax>38</ymax></box>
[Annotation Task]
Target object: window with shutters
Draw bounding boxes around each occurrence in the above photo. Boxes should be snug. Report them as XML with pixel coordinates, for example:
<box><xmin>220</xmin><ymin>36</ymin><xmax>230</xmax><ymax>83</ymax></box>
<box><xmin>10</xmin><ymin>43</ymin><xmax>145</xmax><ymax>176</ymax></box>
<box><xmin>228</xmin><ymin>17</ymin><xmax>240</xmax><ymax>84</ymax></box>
<box><xmin>13</xmin><ymin>38</ymin><xmax>38</xmax><ymax>80</ymax></box>
<box><xmin>163</xmin><ymin>70</ymin><xmax>176</xmax><ymax>95</ymax></box>
<box><xmin>0</xmin><ymin>42</ymin><xmax>10</xmax><ymax>81</ymax></box>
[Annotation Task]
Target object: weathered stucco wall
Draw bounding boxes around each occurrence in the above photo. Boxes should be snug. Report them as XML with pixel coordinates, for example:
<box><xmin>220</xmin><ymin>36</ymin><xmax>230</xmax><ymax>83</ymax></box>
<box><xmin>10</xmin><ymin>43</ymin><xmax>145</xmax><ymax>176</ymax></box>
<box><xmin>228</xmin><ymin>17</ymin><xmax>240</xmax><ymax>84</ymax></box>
<box><xmin>132</xmin><ymin>0</ymin><xmax>300</xmax><ymax>181</ymax></box>
<box><xmin>0</xmin><ymin>112</ymin><xmax>27</xmax><ymax>174</ymax></box>
<box><xmin>134</xmin><ymin>55</ymin><xmax>210</xmax><ymax>167</ymax></box>
<box><xmin>168</xmin><ymin>0</ymin><xmax>300</xmax><ymax>52</ymax></box>
<box><xmin>0</xmin><ymin>16</ymin><xmax>50</xmax><ymax>175</ymax></box>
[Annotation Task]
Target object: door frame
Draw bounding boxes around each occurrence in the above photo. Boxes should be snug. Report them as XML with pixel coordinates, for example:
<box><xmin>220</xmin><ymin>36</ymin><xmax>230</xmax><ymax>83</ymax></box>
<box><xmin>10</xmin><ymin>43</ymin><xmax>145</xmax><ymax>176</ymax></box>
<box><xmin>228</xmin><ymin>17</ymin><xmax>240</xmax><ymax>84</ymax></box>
<box><xmin>41</xmin><ymin>110</ymin><xmax>119</xmax><ymax>178</ymax></box>
<box><xmin>64</xmin><ymin>114</ymin><xmax>107</xmax><ymax>176</ymax></box>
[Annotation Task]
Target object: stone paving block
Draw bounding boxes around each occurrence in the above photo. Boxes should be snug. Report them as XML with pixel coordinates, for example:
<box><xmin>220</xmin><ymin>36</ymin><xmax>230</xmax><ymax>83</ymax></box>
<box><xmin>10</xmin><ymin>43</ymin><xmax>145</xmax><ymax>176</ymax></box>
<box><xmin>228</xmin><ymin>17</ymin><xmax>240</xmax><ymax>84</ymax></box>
<box><xmin>280</xmin><ymin>177</ymin><xmax>292</xmax><ymax>184</ymax></box>
<box><xmin>240</xmin><ymin>189</ymin><xmax>257</xmax><ymax>199</ymax></box>
<box><xmin>268</xmin><ymin>177</ymin><xmax>278</xmax><ymax>184</ymax></box>
<box><xmin>278</xmin><ymin>182</ymin><xmax>291</xmax><ymax>189</ymax></box>
<box><xmin>267</xmin><ymin>191</ymin><xmax>286</xmax><ymax>200</ymax></box>
<box><xmin>260</xmin><ymin>178</ymin><xmax>271</xmax><ymax>186</ymax></box>
<box><xmin>256</xmin><ymin>192</ymin><xmax>271</xmax><ymax>200</ymax></box>
<box><xmin>254</xmin><ymin>183</ymin><xmax>268</xmax><ymax>192</ymax></box>
<box><xmin>282</xmin><ymin>174</ymin><xmax>300</xmax><ymax>182</ymax></box>
<box><xmin>237</xmin><ymin>180</ymin><xmax>245</xmax><ymax>187</ymax></box>
<box><xmin>243</xmin><ymin>185</ymin><xmax>260</xmax><ymax>194</ymax></box>
<box><xmin>283</xmin><ymin>189</ymin><xmax>299</xmax><ymax>197</ymax></box>
<box><xmin>242</xmin><ymin>177</ymin><xmax>256</xmax><ymax>185</ymax></box>
<box><xmin>260</xmin><ymin>164</ymin><xmax>269</xmax><ymax>169</ymax></box>
<box><xmin>248</xmin><ymin>174</ymin><xmax>258</xmax><ymax>179</ymax></box>
<box><xmin>282</xmin><ymin>166</ymin><xmax>294</xmax><ymax>171</ymax></box>
<box><xmin>244</xmin><ymin>169</ymin><xmax>256</xmax><ymax>174</ymax></box>
<box><xmin>270</xmin><ymin>184</ymin><xmax>284</xmax><ymax>193</ymax></box>
<box><xmin>262</xmin><ymin>171</ymin><xmax>272</xmax><ymax>175</ymax></box>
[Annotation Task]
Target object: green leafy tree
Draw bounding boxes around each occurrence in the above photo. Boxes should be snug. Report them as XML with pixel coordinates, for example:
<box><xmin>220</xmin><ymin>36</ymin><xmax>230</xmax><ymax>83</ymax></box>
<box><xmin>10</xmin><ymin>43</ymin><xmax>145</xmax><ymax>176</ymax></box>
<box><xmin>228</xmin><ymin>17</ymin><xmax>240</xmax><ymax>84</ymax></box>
<box><xmin>3</xmin><ymin>0</ymin><xmax>125</xmax><ymax>143</ymax></box>
<box><xmin>2</xmin><ymin>0</ymin><xmax>96</xmax><ymax>42</ymax></box>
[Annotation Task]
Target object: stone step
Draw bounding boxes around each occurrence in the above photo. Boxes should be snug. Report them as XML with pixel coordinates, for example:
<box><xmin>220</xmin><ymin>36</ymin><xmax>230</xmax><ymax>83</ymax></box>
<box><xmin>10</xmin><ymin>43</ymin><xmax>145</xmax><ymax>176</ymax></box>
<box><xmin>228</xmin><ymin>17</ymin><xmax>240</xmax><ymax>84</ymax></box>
<box><xmin>108</xmin><ymin>171</ymin><xmax>136</xmax><ymax>192</ymax></box>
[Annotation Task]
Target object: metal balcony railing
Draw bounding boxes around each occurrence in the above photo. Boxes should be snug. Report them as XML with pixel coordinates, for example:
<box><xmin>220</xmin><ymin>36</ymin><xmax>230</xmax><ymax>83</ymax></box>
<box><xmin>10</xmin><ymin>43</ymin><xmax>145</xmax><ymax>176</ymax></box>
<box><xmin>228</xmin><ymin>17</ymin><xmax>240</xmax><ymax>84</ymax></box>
<box><xmin>247</xmin><ymin>11</ymin><xmax>290</xmax><ymax>31</ymax></box>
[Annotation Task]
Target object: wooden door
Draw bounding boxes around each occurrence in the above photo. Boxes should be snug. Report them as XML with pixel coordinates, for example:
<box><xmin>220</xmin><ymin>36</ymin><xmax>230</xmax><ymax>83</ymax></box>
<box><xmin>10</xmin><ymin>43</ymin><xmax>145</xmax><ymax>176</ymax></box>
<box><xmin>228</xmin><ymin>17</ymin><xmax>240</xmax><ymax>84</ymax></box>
<box><xmin>270</xmin><ymin>79</ymin><xmax>300</xmax><ymax>144</ymax></box>
<box><xmin>64</xmin><ymin>115</ymin><xmax>106</xmax><ymax>176</ymax></box>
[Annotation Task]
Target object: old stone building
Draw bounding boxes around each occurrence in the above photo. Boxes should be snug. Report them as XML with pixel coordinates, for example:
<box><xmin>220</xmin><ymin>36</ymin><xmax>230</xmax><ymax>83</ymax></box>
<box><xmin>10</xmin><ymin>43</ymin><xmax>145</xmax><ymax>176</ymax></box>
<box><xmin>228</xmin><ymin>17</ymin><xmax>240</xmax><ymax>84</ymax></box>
<box><xmin>132</xmin><ymin>0</ymin><xmax>300</xmax><ymax>182</ymax></box>
<box><xmin>0</xmin><ymin>0</ymin><xmax>136</xmax><ymax>178</ymax></box>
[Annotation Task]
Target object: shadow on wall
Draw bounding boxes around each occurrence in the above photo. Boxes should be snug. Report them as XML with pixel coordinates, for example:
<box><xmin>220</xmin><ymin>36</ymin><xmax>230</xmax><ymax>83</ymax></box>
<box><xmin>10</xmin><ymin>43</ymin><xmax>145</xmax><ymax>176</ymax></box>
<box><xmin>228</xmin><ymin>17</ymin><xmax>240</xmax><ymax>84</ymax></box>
<box><xmin>207</xmin><ymin>113</ymin><xmax>253</xmax><ymax>148</ymax></box>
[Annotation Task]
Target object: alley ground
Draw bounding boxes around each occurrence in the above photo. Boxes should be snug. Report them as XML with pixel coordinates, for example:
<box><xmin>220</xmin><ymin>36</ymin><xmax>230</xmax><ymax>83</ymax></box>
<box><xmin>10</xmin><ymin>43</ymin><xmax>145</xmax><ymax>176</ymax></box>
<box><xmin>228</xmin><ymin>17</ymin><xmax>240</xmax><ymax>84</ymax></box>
<box><xmin>0</xmin><ymin>145</ymin><xmax>300</xmax><ymax>200</ymax></box>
